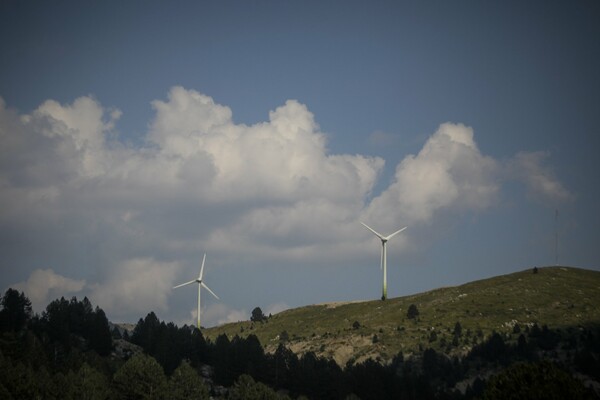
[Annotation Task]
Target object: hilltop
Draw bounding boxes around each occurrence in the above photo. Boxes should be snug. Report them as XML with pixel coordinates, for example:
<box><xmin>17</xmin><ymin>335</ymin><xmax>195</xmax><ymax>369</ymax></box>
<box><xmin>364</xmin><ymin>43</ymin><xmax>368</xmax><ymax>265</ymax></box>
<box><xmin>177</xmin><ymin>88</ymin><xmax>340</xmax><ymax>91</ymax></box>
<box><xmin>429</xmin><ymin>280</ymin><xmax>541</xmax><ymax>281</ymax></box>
<box><xmin>204</xmin><ymin>266</ymin><xmax>600</xmax><ymax>366</ymax></box>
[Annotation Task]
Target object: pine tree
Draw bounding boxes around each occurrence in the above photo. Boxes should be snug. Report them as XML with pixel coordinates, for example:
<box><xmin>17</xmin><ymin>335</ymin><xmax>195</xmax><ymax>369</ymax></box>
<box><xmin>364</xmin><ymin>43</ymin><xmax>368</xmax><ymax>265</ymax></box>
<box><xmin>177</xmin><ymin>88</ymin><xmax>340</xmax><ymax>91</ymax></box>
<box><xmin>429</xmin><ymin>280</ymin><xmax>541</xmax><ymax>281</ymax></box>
<box><xmin>68</xmin><ymin>363</ymin><xmax>111</xmax><ymax>400</ymax></box>
<box><xmin>484</xmin><ymin>361</ymin><xmax>590</xmax><ymax>399</ymax></box>
<box><xmin>229</xmin><ymin>374</ymin><xmax>287</xmax><ymax>400</ymax></box>
<box><xmin>0</xmin><ymin>289</ymin><xmax>32</xmax><ymax>332</ymax></box>
<box><xmin>112</xmin><ymin>353</ymin><xmax>167</xmax><ymax>400</ymax></box>
<box><xmin>89</xmin><ymin>307</ymin><xmax>112</xmax><ymax>356</ymax></box>
<box><xmin>168</xmin><ymin>360</ymin><xmax>209</xmax><ymax>400</ymax></box>
<box><xmin>251</xmin><ymin>307</ymin><xmax>266</xmax><ymax>323</ymax></box>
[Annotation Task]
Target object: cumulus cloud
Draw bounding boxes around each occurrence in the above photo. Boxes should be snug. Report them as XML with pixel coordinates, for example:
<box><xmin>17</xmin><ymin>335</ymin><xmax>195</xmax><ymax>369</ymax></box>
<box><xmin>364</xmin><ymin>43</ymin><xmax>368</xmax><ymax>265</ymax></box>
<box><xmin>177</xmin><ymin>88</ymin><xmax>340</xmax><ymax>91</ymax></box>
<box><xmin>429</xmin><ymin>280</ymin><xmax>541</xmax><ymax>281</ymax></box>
<box><xmin>11</xmin><ymin>269</ymin><xmax>86</xmax><ymax>312</ymax></box>
<box><xmin>147</xmin><ymin>87</ymin><xmax>383</xmax><ymax>203</ymax></box>
<box><xmin>1</xmin><ymin>88</ymin><xmax>380</xmax><ymax>239</ymax></box>
<box><xmin>89</xmin><ymin>258</ymin><xmax>180</xmax><ymax>320</ymax></box>
<box><xmin>363</xmin><ymin>123</ymin><xmax>500</xmax><ymax>230</ymax></box>
<box><xmin>0</xmin><ymin>87</ymin><xmax>387</xmax><ymax>320</ymax></box>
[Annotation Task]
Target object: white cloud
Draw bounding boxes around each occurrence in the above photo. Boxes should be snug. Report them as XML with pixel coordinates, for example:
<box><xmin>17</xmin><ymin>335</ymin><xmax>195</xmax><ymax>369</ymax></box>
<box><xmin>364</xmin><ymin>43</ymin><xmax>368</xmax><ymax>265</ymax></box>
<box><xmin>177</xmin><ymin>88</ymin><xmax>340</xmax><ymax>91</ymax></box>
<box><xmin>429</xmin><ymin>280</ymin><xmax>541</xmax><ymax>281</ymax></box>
<box><xmin>199</xmin><ymin>303</ymin><xmax>248</xmax><ymax>327</ymax></box>
<box><xmin>508</xmin><ymin>151</ymin><xmax>573</xmax><ymax>204</ymax></box>
<box><xmin>363</xmin><ymin>122</ymin><xmax>500</xmax><ymax>230</ymax></box>
<box><xmin>0</xmin><ymin>88</ymin><xmax>381</xmax><ymax>321</ymax></box>
<box><xmin>2</xmin><ymin>87</ymin><xmax>386</xmax><ymax>266</ymax></box>
<box><xmin>89</xmin><ymin>258</ymin><xmax>180</xmax><ymax>320</ymax></box>
<box><xmin>148</xmin><ymin>87</ymin><xmax>384</xmax><ymax>203</ymax></box>
<box><xmin>11</xmin><ymin>269</ymin><xmax>86</xmax><ymax>312</ymax></box>
<box><xmin>28</xmin><ymin>95</ymin><xmax>120</xmax><ymax>178</ymax></box>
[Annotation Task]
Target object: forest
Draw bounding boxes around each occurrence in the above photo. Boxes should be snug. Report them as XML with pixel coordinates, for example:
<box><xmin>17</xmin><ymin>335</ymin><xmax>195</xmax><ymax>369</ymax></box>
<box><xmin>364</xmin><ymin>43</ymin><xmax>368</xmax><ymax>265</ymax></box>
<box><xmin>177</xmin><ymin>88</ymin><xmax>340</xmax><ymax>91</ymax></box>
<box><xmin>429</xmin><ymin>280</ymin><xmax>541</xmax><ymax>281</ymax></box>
<box><xmin>1</xmin><ymin>287</ymin><xmax>599</xmax><ymax>399</ymax></box>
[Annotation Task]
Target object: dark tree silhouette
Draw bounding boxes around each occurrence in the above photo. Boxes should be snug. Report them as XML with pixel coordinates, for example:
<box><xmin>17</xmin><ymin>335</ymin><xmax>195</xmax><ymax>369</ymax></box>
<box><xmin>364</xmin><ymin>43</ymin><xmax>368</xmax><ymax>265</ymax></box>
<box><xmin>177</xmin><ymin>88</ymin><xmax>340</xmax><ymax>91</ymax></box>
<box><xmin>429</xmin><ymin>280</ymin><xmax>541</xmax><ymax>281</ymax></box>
<box><xmin>251</xmin><ymin>307</ymin><xmax>266</xmax><ymax>323</ymax></box>
<box><xmin>38</xmin><ymin>296</ymin><xmax>113</xmax><ymax>360</ymax></box>
<box><xmin>0</xmin><ymin>289</ymin><xmax>32</xmax><ymax>332</ymax></box>
<box><xmin>131</xmin><ymin>313</ymin><xmax>209</xmax><ymax>375</ymax></box>
<box><xmin>467</xmin><ymin>332</ymin><xmax>509</xmax><ymax>365</ymax></box>
<box><xmin>89</xmin><ymin>307</ymin><xmax>112</xmax><ymax>356</ymax></box>
<box><xmin>169</xmin><ymin>360</ymin><xmax>210</xmax><ymax>400</ymax></box>
<box><xmin>112</xmin><ymin>353</ymin><xmax>167</xmax><ymax>400</ymax></box>
<box><xmin>484</xmin><ymin>361</ymin><xmax>590</xmax><ymax>400</ymax></box>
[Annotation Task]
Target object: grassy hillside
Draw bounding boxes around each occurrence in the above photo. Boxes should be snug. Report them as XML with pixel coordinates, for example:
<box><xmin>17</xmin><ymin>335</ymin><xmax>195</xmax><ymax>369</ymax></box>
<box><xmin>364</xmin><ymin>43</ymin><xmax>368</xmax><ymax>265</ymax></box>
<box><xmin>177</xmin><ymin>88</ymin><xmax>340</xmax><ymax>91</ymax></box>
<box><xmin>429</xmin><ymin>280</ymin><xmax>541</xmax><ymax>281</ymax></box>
<box><xmin>204</xmin><ymin>266</ymin><xmax>600</xmax><ymax>366</ymax></box>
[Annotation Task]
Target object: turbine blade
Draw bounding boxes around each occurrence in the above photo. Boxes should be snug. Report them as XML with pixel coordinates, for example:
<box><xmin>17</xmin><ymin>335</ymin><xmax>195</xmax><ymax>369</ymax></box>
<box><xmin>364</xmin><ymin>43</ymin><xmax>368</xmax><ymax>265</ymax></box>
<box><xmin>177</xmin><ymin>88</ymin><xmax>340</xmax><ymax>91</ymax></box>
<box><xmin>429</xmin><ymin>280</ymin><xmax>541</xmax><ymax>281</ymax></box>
<box><xmin>386</xmin><ymin>226</ymin><xmax>407</xmax><ymax>240</ymax></box>
<box><xmin>361</xmin><ymin>222</ymin><xmax>384</xmax><ymax>240</ymax></box>
<box><xmin>199</xmin><ymin>253</ymin><xmax>206</xmax><ymax>280</ymax></box>
<box><xmin>173</xmin><ymin>280</ymin><xmax>196</xmax><ymax>289</ymax></box>
<box><xmin>201</xmin><ymin>282</ymin><xmax>219</xmax><ymax>300</ymax></box>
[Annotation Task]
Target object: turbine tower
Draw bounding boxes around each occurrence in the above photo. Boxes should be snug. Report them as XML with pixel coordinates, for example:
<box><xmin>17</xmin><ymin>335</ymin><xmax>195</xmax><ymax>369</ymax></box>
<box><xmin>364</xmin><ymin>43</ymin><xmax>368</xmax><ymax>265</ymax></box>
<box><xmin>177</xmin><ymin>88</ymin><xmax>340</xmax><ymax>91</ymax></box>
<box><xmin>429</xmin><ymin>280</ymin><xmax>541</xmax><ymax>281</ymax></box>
<box><xmin>173</xmin><ymin>253</ymin><xmax>219</xmax><ymax>329</ymax></box>
<box><xmin>361</xmin><ymin>222</ymin><xmax>407</xmax><ymax>301</ymax></box>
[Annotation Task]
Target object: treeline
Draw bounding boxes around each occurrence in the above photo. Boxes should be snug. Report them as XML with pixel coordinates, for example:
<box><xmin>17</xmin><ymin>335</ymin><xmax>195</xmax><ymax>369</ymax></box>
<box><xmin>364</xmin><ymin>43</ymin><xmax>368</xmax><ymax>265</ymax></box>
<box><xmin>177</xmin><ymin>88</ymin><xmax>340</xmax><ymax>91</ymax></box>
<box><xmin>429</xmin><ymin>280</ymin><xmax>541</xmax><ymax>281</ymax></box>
<box><xmin>1</xmin><ymin>288</ymin><xmax>599</xmax><ymax>399</ymax></box>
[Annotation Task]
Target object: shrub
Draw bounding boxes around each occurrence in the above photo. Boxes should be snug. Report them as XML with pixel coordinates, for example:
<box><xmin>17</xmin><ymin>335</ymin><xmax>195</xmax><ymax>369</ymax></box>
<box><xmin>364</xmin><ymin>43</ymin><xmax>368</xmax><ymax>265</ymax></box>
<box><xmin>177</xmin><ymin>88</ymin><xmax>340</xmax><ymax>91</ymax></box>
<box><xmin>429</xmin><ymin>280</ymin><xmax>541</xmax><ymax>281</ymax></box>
<box><xmin>279</xmin><ymin>330</ymin><xmax>289</xmax><ymax>343</ymax></box>
<box><xmin>429</xmin><ymin>331</ymin><xmax>438</xmax><ymax>342</ymax></box>
<box><xmin>453</xmin><ymin>322</ymin><xmax>462</xmax><ymax>337</ymax></box>
<box><xmin>407</xmin><ymin>304</ymin><xmax>419</xmax><ymax>320</ymax></box>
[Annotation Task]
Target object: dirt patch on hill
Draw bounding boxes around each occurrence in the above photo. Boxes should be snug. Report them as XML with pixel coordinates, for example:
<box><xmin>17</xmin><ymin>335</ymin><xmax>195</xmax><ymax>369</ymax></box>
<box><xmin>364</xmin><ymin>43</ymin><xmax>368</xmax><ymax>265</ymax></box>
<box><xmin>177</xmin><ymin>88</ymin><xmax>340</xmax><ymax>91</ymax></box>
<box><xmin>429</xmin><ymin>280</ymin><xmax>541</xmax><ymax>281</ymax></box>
<box><xmin>273</xmin><ymin>334</ymin><xmax>377</xmax><ymax>366</ymax></box>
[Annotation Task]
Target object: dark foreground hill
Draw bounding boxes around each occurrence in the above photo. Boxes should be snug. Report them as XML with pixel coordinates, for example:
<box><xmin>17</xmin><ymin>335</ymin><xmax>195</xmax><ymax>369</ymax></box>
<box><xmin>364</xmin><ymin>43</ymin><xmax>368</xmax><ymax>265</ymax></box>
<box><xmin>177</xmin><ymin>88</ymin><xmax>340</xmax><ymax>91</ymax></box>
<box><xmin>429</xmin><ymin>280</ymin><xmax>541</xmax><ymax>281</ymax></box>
<box><xmin>205</xmin><ymin>266</ymin><xmax>600</xmax><ymax>366</ymax></box>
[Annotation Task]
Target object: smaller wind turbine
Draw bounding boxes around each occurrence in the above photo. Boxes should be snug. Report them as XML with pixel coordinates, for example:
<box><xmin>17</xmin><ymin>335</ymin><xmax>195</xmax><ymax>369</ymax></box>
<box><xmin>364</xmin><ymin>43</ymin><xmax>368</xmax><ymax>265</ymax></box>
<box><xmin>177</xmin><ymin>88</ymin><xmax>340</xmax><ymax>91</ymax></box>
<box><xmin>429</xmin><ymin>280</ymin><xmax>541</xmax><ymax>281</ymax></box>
<box><xmin>361</xmin><ymin>222</ymin><xmax>407</xmax><ymax>301</ymax></box>
<box><xmin>173</xmin><ymin>253</ymin><xmax>219</xmax><ymax>329</ymax></box>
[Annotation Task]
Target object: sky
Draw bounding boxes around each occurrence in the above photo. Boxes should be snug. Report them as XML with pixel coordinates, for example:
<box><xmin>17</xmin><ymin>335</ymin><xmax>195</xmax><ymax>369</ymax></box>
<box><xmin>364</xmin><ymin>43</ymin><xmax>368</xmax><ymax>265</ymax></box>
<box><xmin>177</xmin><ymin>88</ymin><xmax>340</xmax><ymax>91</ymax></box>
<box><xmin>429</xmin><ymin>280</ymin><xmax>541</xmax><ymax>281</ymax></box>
<box><xmin>1</xmin><ymin>1</ymin><xmax>599</xmax><ymax>327</ymax></box>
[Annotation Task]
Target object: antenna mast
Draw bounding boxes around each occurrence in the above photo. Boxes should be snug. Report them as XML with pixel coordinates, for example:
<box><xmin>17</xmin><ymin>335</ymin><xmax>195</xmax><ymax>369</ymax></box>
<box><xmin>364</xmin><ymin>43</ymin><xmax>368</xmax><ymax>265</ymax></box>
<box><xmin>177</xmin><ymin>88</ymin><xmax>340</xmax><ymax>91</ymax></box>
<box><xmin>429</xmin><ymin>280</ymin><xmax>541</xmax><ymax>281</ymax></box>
<box><xmin>554</xmin><ymin>209</ymin><xmax>558</xmax><ymax>266</ymax></box>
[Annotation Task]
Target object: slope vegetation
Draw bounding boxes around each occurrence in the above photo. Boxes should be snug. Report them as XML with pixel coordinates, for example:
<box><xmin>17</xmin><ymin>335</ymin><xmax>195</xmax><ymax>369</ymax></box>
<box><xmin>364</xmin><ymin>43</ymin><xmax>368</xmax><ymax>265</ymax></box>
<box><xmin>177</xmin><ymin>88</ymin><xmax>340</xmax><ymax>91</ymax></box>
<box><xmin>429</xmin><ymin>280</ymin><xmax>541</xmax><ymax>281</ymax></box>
<box><xmin>204</xmin><ymin>266</ymin><xmax>600</xmax><ymax>366</ymax></box>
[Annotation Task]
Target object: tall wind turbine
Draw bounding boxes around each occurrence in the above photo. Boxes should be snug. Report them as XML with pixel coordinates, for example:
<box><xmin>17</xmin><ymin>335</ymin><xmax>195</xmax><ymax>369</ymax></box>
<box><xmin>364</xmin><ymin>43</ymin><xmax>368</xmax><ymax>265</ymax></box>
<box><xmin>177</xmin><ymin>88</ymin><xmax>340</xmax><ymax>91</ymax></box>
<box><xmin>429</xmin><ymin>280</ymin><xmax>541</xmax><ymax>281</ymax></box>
<box><xmin>361</xmin><ymin>222</ymin><xmax>407</xmax><ymax>301</ymax></box>
<box><xmin>173</xmin><ymin>253</ymin><xmax>219</xmax><ymax>329</ymax></box>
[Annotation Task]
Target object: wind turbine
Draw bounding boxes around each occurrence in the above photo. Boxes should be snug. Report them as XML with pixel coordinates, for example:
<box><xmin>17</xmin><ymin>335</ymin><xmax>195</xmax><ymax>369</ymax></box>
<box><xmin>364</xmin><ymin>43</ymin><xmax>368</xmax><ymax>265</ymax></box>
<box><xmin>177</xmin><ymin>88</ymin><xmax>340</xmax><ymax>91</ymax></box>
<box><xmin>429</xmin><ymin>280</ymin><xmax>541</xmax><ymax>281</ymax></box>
<box><xmin>173</xmin><ymin>253</ymin><xmax>219</xmax><ymax>329</ymax></box>
<box><xmin>361</xmin><ymin>222</ymin><xmax>407</xmax><ymax>301</ymax></box>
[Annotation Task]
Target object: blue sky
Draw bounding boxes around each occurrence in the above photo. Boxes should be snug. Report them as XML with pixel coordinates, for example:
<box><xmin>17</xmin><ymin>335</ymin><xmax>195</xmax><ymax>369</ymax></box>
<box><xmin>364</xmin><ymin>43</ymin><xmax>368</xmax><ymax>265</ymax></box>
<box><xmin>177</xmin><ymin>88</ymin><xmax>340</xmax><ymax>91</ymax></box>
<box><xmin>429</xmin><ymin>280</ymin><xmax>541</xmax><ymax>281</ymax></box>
<box><xmin>1</xmin><ymin>1</ymin><xmax>598</xmax><ymax>326</ymax></box>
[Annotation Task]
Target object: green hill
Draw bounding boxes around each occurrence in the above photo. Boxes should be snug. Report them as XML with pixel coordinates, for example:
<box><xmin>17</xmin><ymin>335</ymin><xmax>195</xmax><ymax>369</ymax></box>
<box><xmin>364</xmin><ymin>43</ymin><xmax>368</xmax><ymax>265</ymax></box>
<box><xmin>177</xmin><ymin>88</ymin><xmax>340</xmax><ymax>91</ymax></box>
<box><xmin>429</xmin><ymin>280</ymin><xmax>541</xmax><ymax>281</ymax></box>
<box><xmin>204</xmin><ymin>266</ymin><xmax>600</xmax><ymax>366</ymax></box>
